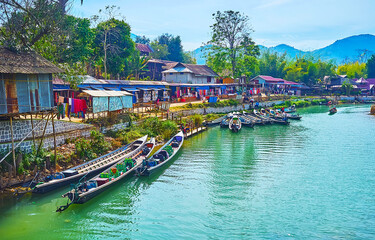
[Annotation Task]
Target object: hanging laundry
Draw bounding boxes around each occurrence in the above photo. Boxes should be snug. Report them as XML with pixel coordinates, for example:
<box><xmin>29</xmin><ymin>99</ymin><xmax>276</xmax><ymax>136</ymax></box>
<box><xmin>57</xmin><ymin>103</ymin><xmax>64</xmax><ymax>119</ymax></box>
<box><xmin>58</xmin><ymin>96</ymin><xmax>64</xmax><ymax>104</ymax></box>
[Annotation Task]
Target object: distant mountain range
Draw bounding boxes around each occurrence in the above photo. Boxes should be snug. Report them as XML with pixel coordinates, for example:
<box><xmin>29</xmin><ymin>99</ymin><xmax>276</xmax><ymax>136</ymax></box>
<box><xmin>191</xmin><ymin>34</ymin><xmax>375</xmax><ymax>65</ymax></box>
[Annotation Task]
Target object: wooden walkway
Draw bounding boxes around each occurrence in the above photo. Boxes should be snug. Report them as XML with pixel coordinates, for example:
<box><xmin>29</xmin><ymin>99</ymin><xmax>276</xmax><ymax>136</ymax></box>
<box><xmin>185</xmin><ymin>127</ymin><xmax>207</xmax><ymax>138</ymax></box>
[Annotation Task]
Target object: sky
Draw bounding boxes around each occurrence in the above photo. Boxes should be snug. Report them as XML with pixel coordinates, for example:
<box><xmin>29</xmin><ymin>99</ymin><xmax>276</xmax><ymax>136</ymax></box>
<box><xmin>70</xmin><ymin>0</ymin><xmax>375</xmax><ymax>51</ymax></box>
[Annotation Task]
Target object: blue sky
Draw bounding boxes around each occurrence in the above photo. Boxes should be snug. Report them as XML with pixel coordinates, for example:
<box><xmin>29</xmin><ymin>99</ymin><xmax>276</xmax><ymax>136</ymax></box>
<box><xmin>70</xmin><ymin>0</ymin><xmax>375</xmax><ymax>51</ymax></box>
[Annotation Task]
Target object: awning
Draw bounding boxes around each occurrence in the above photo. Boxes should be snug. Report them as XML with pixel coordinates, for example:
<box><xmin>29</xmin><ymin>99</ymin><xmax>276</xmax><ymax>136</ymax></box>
<box><xmin>53</xmin><ymin>85</ymin><xmax>70</xmax><ymax>90</ymax></box>
<box><xmin>195</xmin><ymin>86</ymin><xmax>209</xmax><ymax>90</ymax></box>
<box><xmin>104</xmin><ymin>87</ymin><xmax>121</xmax><ymax>91</ymax></box>
<box><xmin>82</xmin><ymin>90</ymin><xmax>132</xmax><ymax>97</ymax></box>
<box><xmin>121</xmin><ymin>87</ymin><xmax>140</xmax><ymax>91</ymax></box>
<box><xmin>91</xmin><ymin>86</ymin><xmax>105</xmax><ymax>90</ymax></box>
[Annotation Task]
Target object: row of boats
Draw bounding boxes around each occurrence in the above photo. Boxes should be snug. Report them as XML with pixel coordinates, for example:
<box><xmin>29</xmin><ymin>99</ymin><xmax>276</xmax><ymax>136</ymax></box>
<box><xmin>206</xmin><ymin>108</ymin><xmax>302</xmax><ymax>132</ymax></box>
<box><xmin>27</xmin><ymin>107</ymin><xmax>303</xmax><ymax>211</ymax></box>
<box><xmin>24</xmin><ymin>132</ymin><xmax>184</xmax><ymax>212</ymax></box>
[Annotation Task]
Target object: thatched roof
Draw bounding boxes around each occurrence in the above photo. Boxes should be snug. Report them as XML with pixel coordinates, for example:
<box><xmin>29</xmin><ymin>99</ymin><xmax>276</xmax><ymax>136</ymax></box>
<box><xmin>0</xmin><ymin>47</ymin><xmax>63</xmax><ymax>74</ymax></box>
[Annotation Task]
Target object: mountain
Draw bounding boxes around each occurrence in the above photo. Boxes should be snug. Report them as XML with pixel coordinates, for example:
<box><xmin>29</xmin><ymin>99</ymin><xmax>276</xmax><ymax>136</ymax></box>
<box><xmin>191</xmin><ymin>34</ymin><xmax>375</xmax><ymax>65</ymax></box>
<box><xmin>312</xmin><ymin>34</ymin><xmax>375</xmax><ymax>63</ymax></box>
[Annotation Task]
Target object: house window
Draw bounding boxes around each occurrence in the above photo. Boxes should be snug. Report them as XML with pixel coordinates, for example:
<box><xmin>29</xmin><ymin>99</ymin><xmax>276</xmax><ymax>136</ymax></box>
<box><xmin>169</xmin><ymin>73</ymin><xmax>173</xmax><ymax>75</ymax></box>
<box><xmin>180</xmin><ymin>72</ymin><xmax>184</xmax><ymax>75</ymax></box>
<box><xmin>207</xmin><ymin>77</ymin><xmax>211</xmax><ymax>83</ymax></box>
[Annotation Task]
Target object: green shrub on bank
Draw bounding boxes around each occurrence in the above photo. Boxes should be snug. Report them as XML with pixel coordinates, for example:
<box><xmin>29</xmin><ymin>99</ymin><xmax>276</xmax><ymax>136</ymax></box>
<box><xmin>274</xmin><ymin>99</ymin><xmax>327</xmax><ymax>109</ymax></box>
<box><xmin>172</xmin><ymin>99</ymin><xmax>240</xmax><ymax>110</ymax></box>
<box><xmin>111</xmin><ymin>117</ymin><xmax>179</xmax><ymax>143</ymax></box>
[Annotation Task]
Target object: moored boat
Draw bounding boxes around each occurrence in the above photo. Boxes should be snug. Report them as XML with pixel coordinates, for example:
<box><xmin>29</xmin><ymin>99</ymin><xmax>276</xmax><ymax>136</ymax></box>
<box><xmin>136</xmin><ymin>131</ymin><xmax>184</xmax><ymax>176</ymax></box>
<box><xmin>33</xmin><ymin>135</ymin><xmax>148</xmax><ymax>194</ymax></box>
<box><xmin>229</xmin><ymin>115</ymin><xmax>242</xmax><ymax>132</ymax></box>
<box><xmin>220</xmin><ymin>113</ymin><xmax>232</xmax><ymax>128</ymax></box>
<box><xmin>59</xmin><ymin>138</ymin><xmax>155</xmax><ymax>207</ymax></box>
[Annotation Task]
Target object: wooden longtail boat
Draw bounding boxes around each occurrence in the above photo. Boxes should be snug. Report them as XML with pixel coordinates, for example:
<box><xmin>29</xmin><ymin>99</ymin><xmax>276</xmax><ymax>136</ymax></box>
<box><xmin>229</xmin><ymin>116</ymin><xmax>242</xmax><ymax>132</ymax></box>
<box><xmin>136</xmin><ymin>131</ymin><xmax>184</xmax><ymax>176</ymax></box>
<box><xmin>329</xmin><ymin>107</ymin><xmax>337</xmax><ymax>114</ymax></box>
<box><xmin>60</xmin><ymin>138</ymin><xmax>155</xmax><ymax>206</ymax></box>
<box><xmin>33</xmin><ymin>136</ymin><xmax>148</xmax><ymax>194</ymax></box>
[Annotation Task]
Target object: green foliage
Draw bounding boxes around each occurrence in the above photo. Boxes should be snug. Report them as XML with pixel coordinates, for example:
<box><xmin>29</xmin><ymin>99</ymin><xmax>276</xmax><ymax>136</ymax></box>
<box><xmin>258</xmin><ymin>50</ymin><xmax>287</xmax><ymax>78</ymax></box>
<box><xmin>116</xmin><ymin>129</ymin><xmax>143</xmax><ymax>145</ymax></box>
<box><xmin>341</xmin><ymin>80</ymin><xmax>353</xmax><ymax>96</ymax></box>
<box><xmin>94</xmin><ymin>14</ymin><xmax>134</xmax><ymax>78</ymax></box>
<box><xmin>206</xmin><ymin>10</ymin><xmax>259</xmax><ymax>78</ymax></box>
<box><xmin>75</xmin><ymin>138</ymin><xmax>96</xmax><ymax>160</ymax></box>
<box><xmin>23</xmin><ymin>146</ymin><xmax>49</xmax><ymax>169</ymax></box>
<box><xmin>135</xmin><ymin>35</ymin><xmax>150</xmax><ymax>44</ymax></box>
<box><xmin>150</xmin><ymin>40</ymin><xmax>169</xmax><ymax>59</ymax></box>
<box><xmin>125</xmin><ymin>49</ymin><xmax>149</xmax><ymax>79</ymax></box>
<box><xmin>172</xmin><ymin>99</ymin><xmax>240</xmax><ymax>110</ymax></box>
<box><xmin>337</xmin><ymin>61</ymin><xmax>367</xmax><ymax>79</ymax></box>
<box><xmin>367</xmin><ymin>55</ymin><xmax>375</xmax><ymax>78</ymax></box>
<box><xmin>283</xmin><ymin>56</ymin><xmax>336</xmax><ymax>85</ymax></box>
<box><xmin>274</xmin><ymin>99</ymin><xmax>327</xmax><ymax>109</ymax></box>
<box><xmin>188</xmin><ymin>114</ymin><xmax>203</xmax><ymax>127</ymax></box>
<box><xmin>160</xmin><ymin>120</ymin><xmax>178</xmax><ymax>140</ymax></box>
<box><xmin>0</xmin><ymin>0</ymin><xmax>65</xmax><ymax>51</ymax></box>
<box><xmin>90</xmin><ymin>130</ymin><xmax>111</xmax><ymax>155</ymax></box>
<box><xmin>183</xmin><ymin>52</ymin><xmax>197</xmax><ymax>64</ymax></box>
<box><xmin>157</xmin><ymin>33</ymin><xmax>184</xmax><ymax>62</ymax></box>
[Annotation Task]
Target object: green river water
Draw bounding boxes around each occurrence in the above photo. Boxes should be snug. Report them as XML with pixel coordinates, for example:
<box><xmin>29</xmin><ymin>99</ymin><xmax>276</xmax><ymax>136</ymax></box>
<box><xmin>1</xmin><ymin>105</ymin><xmax>375</xmax><ymax>239</ymax></box>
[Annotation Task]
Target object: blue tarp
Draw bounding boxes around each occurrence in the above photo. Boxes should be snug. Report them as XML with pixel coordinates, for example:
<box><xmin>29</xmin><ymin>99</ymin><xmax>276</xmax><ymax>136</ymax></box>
<box><xmin>195</xmin><ymin>86</ymin><xmax>210</xmax><ymax>90</ymax></box>
<box><xmin>53</xmin><ymin>84</ymin><xmax>70</xmax><ymax>90</ymax></box>
<box><xmin>121</xmin><ymin>87</ymin><xmax>140</xmax><ymax>92</ymax></box>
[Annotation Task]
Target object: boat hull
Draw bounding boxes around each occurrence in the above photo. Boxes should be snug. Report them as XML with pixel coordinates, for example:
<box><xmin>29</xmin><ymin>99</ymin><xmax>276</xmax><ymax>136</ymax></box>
<box><xmin>139</xmin><ymin>132</ymin><xmax>184</xmax><ymax>176</ymax></box>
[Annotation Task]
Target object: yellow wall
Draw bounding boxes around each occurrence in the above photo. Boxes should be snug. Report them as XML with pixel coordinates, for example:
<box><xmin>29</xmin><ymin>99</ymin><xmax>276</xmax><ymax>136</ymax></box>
<box><xmin>223</xmin><ymin>78</ymin><xmax>234</xmax><ymax>84</ymax></box>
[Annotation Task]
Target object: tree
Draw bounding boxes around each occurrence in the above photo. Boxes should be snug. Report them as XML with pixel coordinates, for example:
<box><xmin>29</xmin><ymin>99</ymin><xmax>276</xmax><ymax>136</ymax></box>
<box><xmin>0</xmin><ymin>0</ymin><xmax>66</xmax><ymax>50</ymax></box>
<box><xmin>206</xmin><ymin>10</ymin><xmax>259</xmax><ymax>78</ymax></box>
<box><xmin>149</xmin><ymin>40</ymin><xmax>169</xmax><ymax>59</ymax></box>
<box><xmin>182</xmin><ymin>52</ymin><xmax>197</xmax><ymax>64</ymax></box>
<box><xmin>93</xmin><ymin>6</ymin><xmax>134</xmax><ymax>79</ymax></box>
<box><xmin>342</xmin><ymin>80</ymin><xmax>353</xmax><ymax>96</ymax></box>
<box><xmin>367</xmin><ymin>55</ymin><xmax>375</xmax><ymax>78</ymax></box>
<box><xmin>126</xmin><ymin>50</ymin><xmax>149</xmax><ymax>79</ymax></box>
<box><xmin>135</xmin><ymin>35</ymin><xmax>150</xmax><ymax>45</ymax></box>
<box><xmin>33</xmin><ymin>15</ymin><xmax>94</xmax><ymax>64</ymax></box>
<box><xmin>157</xmin><ymin>33</ymin><xmax>184</xmax><ymax>62</ymax></box>
<box><xmin>337</xmin><ymin>61</ymin><xmax>367</xmax><ymax>79</ymax></box>
<box><xmin>258</xmin><ymin>50</ymin><xmax>287</xmax><ymax>78</ymax></box>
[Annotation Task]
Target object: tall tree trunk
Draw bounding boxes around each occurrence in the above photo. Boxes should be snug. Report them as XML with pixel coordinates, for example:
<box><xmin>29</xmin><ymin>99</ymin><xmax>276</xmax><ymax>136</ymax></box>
<box><xmin>104</xmin><ymin>31</ymin><xmax>107</xmax><ymax>79</ymax></box>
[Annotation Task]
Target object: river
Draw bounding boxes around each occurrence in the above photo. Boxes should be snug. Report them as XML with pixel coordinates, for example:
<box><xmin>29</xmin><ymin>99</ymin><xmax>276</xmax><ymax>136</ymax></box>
<box><xmin>1</xmin><ymin>104</ymin><xmax>375</xmax><ymax>239</ymax></box>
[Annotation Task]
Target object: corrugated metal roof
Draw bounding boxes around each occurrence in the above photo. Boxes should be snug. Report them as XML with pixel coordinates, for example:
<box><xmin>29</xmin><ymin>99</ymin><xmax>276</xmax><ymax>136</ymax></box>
<box><xmin>0</xmin><ymin>47</ymin><xmax>63</xmax><ymax>74</ymax></box>
<box><xmin>82</xmin><ymin>90</ymin><xmax>132</xmax><ymax>97</ymax></box>
<box><xmin>136</xmin><ymin>43</ymin><xmax>154</xmax><ymax>53</ymax></box>
<box><xmin>161</xmin><ymin>63</ymin><xmax>218</xmax><ymax>77</ymax></box>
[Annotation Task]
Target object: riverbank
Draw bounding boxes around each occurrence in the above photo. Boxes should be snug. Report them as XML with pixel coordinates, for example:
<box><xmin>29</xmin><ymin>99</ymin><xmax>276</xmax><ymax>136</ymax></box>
<box><xmin>1</xmin><ymin>104</ymin><xmax>374</xmax><ymax>239</ymax></box>
<box><xmin>1</xmin><ymin>96</ymin><xmax>373</xmax><ymax>192</ymax></box>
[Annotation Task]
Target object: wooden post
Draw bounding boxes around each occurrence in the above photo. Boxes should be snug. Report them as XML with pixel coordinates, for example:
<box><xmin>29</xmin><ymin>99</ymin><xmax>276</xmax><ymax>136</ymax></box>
<box><xmin>36</xmin><ymin>114</ymin><xmax>50</xmax><ymax>156</ymax></box>
<box><xmin>9</xmin><ymin>116</ymin><xmax>16</xmax><ymax>174</ymax></box>
<box><xmin>51</xmin><ymin>111</ymin><xmax>57</xmax><ymax>171</ymax></box>
<box><xmin>30</xmin><ymin>113</ymin><xmax>36</xmax><ymax>147</ymax></box>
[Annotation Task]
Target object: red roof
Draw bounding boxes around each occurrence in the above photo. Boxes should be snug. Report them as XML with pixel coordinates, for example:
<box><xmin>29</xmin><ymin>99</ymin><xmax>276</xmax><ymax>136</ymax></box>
<box><xmin>257</xmin><ymin>75</ymin><xmax>285</xmax><ymax>82</ymax></box>
<box><xmin>136</xmin><ymin>43</ymin><xmax>153</xmax><ymax>53</ymax></box>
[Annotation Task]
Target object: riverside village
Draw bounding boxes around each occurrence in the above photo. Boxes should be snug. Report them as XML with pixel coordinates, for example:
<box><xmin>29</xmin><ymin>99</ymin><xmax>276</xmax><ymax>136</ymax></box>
<box><xmin>0</xmin><ymin>0</ymin><xmax>375</xmax><ymax>239</ymax></box>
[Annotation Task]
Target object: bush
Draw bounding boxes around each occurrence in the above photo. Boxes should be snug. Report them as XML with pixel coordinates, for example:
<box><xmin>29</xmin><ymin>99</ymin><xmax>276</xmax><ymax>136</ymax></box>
<box><xmin>90</xmin><ymin>130</ymin><xmax>111</xmax><ymax>156</ymax></box>
<box><xmin>189</xmin><ymin>114</ymin><xmax>203</xmax><ymax>127</ymax></box>
<box><xmin>160</xmin><ymin>120</ymin><xmax>178</xmax><ymax>140</ymax></box>
<box><xmin>75</xmin><ymin>138</ymin><xmax>95</xmax><ymax>160</ymax></box>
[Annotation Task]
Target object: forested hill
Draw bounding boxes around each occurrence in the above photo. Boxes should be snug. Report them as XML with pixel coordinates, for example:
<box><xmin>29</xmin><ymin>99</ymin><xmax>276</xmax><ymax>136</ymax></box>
<box><xmin>191</xmin><ymin>34</ymin><xmax>375</xmax><ymax>65</ymax></box>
